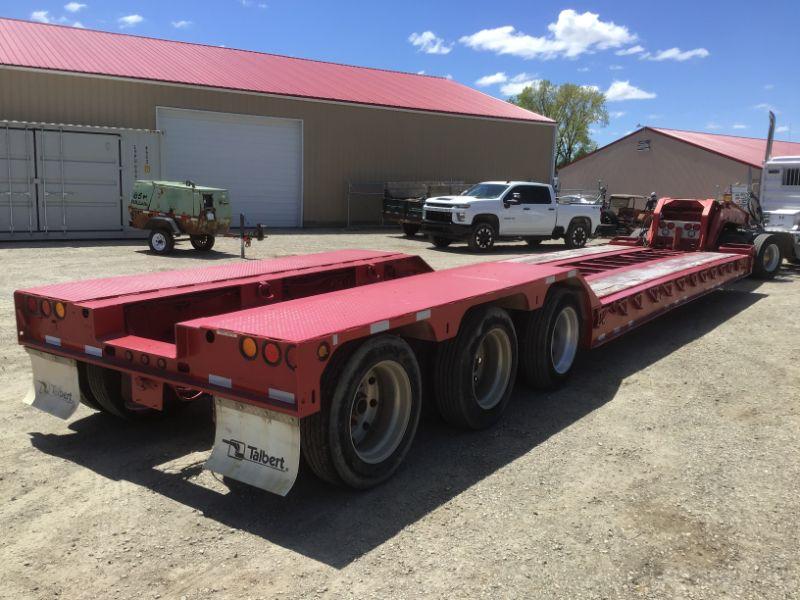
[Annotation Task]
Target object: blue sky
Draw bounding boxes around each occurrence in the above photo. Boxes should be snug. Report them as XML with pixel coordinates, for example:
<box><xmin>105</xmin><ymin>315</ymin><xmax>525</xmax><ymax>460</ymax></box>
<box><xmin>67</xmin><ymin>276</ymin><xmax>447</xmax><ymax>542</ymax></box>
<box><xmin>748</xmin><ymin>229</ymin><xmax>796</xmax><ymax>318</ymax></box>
<box><xmin>3</xmin><ymin>0</ymin><xmax>798</xmax><ymax>147</ymax></box>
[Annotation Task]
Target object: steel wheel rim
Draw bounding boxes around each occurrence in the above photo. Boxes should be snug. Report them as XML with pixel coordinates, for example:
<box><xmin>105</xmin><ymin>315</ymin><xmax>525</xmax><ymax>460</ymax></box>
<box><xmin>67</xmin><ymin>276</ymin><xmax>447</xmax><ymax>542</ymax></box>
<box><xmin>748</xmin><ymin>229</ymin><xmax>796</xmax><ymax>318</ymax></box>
<box><xmin>551</xmin><ymin>306</ymin><xmax>579</xmax><ymax>375</ymax></box>
<box><xmin>472</xmin><ymin>327</ymin><xmax>512</xmax><ymax>409</ymax></box>
<box><xmin>152</xmin><ymin>232</ymin><xmax>167</xmax><ymax>252</ymax></box>
<box><xmin>475</xmin><ymin>225</ymin><xmax>493</xmax><ymax>248</ymax></box>
<box><xmin>763</xmin><ymin>243</ymin><xmax>780</xmax><ymax>272</ymax></box>
<box><xmin>349</xmin><ymin>360</ymin><xmax>412</xmax><ymax>464</ymax></box>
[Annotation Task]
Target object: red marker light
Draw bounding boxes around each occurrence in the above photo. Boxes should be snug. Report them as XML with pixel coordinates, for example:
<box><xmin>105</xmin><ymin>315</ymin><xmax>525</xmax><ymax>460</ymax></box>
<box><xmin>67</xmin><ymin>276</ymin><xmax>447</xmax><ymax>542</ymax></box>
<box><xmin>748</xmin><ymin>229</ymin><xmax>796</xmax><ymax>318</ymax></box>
<box><xmin>263</xmin><ymin>341</ymin><xmax>282</xmax><ymax>366</ymax></box>
<box><xmin>40</xmin><ymin>300</ymin><xmax>52</xmax><ymax>317</ymax></box>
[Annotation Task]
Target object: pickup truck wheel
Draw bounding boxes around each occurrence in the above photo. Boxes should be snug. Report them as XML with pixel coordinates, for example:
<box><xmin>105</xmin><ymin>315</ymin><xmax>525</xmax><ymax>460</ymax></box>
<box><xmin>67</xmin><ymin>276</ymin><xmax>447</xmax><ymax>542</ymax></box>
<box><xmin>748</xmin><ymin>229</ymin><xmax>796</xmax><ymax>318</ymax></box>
<box><xmin>300</xmin><ymin>335</ymin><xmax>422</xmax><ymax>489</ymax></box>
<box><xmin>519</xmin><ymin>288</ymin><xmax>581</xmax><ymax>389</ymax></box>
<box><xmin>468</xmin><ymin>222</ymin><xmax>496</xmax><ymax>252</ymax></box>
<box><xmin>190</xmin><ymin>234</ymin><xmax>215</xmax><ymax>251</ymax></box>
<box><xmin>402</xmin><ymin>223</ymin><xmax>420</xmax><ymax>237</ymax></box>
<box><xmin>430</xmin><ymin>236</ymin><xmax>452</xmax><ymax>248</ymax></box>
<box><xmin>434</xmin><ymin>306</ymin><xmax>517</xmax><ymax>429</ymax></box>
<box><xmin>752</xmin><ymin>234</ymin><xmax>782</xmax><ymax>279</ymax></box>
<box><xmin>148</xmin><ymin>229</ymin><xmax>174</xmax><ymax>255</ymax></box>
<box><xmin>564</xmin><ymin>221</ymin><xmax>589</xmax><ymax>249</ymax></box>
<box><xmin>85</xmin><ymin>364</ymin><xmax>167</xmax><ymax>420</ymax></box>
<box><xmin>525</xmin><ymin>238</ymin><xmax>543</xmax><ymax>247</ymax></box>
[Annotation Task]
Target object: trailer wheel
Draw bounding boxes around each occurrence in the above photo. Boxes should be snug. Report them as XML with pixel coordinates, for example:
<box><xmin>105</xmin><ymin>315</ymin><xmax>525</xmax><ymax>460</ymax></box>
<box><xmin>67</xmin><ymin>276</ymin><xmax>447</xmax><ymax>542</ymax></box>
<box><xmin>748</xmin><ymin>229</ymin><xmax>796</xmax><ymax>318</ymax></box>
<box><xmin>752</xmin><ymin>234</ymin><xmax>782</xmax><ymax>279</ymax></box>
<box><xmin>564</xmin><ymin>221</ymin><xmax>589</xmax><ymax>249</ymax></box>
<box><xmin>434</xmin><ymin>306</ymin><xmax>518</xmax><ymax>429</ymax></box>
<box><xmin>190</xmin><ymin>235</ymin><xmax>215</xmax><ymax>251</ymax></box>
<box><xmin>430</xmin><ymin>236</ymin><xmax>452</xmax><ymax>248</ymax></box>
<box><xmin>77</xmin><ymin>361</ymin><xmax>103</xmax><ymax>411</ymax></box>
<box><xmin>468</xmin><ymin>222</ymin><xmax>497</xmax><ymax>252</ymax></box>
<box><xmin>85</xmin><ymin>364</ymin><xmax>166</xmax><ymax>420</ymax></box>
<box><xmin>402</xmin><ymin>223</ymin><xmax>420</xmax><ymax>237</ymax></box>
<box><xmin>519</xmin><ymin>288</ymin><xmax>581</xmax><ymax>389</ymax></box>
<box><xmin>300</xmin><ymin>335</ymin><xmax>422</xmax><ymax>489</ymax></box>
<box><xmin>148</xmin><ymin>229</ymin><xmax>174</xmax><ymax>255</ymax></box>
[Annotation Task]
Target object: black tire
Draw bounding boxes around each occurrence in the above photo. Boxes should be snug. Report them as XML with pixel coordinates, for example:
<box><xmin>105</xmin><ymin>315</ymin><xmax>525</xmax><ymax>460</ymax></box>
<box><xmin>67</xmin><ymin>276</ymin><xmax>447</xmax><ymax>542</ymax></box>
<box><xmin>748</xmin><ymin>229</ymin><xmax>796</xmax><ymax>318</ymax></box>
<box><xmin>430</xmin><ymin>236</ymin><xmax>452</xmax><ymax>248</ymax></box>
<box><xmin>468</xmin><ymin>221</ymin><xmax>497</xmax><ymax>252</ymax></box>
<box><xmin>77</xmin><ymin>361</ymin><xmax>103</xmax><ymax>411</ymax></box>
<box><xmin>525</xmin><ymin>238</ymin><xmax>543</xmax><ymax>247</ymax></box>
<box><xmin>564</xmin><ymin>220</ymin><xmax>589</xmax><ymax>249</ymax></box>
<box><xmin>519</xmin><ymin>288</ymin><xmax>582</xmax><ymax>389</ymax></box>
<box><xmin>300</xmin><ymin>335</ymin><xmax>422</xmax><ymax>489</ymax></box>
<box><xmin>402</xmin><ymin>223</ymin><xmax>420</xmax><ymax>237</ymax></box>
<box><xmin>434</xmin><ymin>306</ymin><xmax>518</xmax><ymax>429</ymax></box>
<box><xmin>148</xmin><ymin>229</ymin><xmax>174</xmax><ymax>255</ymax></box>
<box><xmin>85</xmin><ymin>364</ymin><xmax>167</xmax><ymax>420</ymax></box>
<box><xmin>752</xmin><ymin>234</ymin><xmax>782</xmax><ymax>279</ymax></box>
<box><xmin>190</xmin><ymin>234</ymin><xmax>215</xmax><ymax>251</ymax></box>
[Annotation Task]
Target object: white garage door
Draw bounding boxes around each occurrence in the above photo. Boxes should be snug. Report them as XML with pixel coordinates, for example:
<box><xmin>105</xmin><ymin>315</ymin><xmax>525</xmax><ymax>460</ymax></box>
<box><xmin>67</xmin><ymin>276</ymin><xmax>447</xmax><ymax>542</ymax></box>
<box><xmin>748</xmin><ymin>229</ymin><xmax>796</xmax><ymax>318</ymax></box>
<box><xmin>157</xmin><ymin>107</ymin><xmax>302</xmax><ymax>227</ymax></box>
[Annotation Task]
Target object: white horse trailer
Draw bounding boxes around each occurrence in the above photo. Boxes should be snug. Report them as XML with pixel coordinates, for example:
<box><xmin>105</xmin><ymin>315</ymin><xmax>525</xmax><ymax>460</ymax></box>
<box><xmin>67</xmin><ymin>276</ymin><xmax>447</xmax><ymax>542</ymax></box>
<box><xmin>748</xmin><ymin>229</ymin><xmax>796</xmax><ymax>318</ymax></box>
<box><xmin>0</xmin><ymin>120</ymin><xmax>161</xmax><ymax>240</ymax></box>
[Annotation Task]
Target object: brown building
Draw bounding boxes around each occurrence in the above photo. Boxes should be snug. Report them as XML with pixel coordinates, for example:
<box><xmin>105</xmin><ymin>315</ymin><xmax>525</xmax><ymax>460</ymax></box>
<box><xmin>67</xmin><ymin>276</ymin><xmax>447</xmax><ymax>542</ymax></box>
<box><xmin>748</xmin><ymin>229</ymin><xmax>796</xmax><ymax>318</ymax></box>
<box><xmin>558</xmin><ymin>127</ymin><xmax>800</xmax><ymax>200</ymax></box>
<box><xmin>0</xmin><ymin>18</ymin><xmax>555</xmax><ymax>236</ymax></box>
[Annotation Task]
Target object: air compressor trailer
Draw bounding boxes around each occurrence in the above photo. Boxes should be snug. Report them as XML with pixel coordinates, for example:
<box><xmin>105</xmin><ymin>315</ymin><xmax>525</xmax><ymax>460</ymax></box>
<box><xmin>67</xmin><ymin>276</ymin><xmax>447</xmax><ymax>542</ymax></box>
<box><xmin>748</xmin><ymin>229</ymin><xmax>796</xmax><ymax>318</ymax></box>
<box><xmin>15</xmin><ymin>198</ymin><xmax>769</xmax><ymax>495</ymax></box>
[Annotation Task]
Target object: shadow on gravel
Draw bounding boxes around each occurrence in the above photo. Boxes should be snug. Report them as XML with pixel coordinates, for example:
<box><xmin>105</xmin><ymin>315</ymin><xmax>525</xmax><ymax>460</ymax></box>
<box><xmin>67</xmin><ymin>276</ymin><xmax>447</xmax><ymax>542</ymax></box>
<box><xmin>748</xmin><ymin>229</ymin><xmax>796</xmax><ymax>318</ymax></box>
<box><xmin>28</xmin><ymin>284</ymin><xmax>765</xmax><ymax>569</ymax></box>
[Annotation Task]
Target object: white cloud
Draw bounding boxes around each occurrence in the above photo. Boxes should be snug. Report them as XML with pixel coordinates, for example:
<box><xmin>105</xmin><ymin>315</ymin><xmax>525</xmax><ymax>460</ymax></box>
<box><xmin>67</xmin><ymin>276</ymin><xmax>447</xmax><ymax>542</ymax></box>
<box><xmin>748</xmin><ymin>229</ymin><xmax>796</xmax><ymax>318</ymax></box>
<box><xmin>118</xmin><ymin>14</ymin><xmax>143</xmax><ymax>28</ymax></box>
<box><xmin>416</xmin><ymin>70</ymin><xmax>426</xmax><ymax>75</ymax></box>
<box><xmin>645</xmin><ymin>47</ymin><xmax>709</xmax><ymax>61</ymax></box>
<box><xmin>64</xmin><ymin>2</ymin><xmax>86</xmax><ymax>12</ymax></box>
<box><xmin>616</xmin><ymin>44</ymin><xmax>644</xmax><ymax>56</ymax></box>
<box><xmin>408</xmin><ymin>31</ymin><xmax>453</xmax><ymax>55</ymax></box>
<box><xmin>475</xmin><ymin>72</ymin><xmax>508</xmax><ymax>87</ymax></box>
<box><xmin>171</xmin><ymin>20</ymin><xmax>193</xmax><ymax>28</ymax></box>
<box><xmin>605</xmin><ymin>80</ymin><xmax>656</xmax><ymax>101</ymax></box>
<box><xmin>460</xmin><ymin>9</ymin><xmax>635</xmax><ymax>60</ymax></box>
<box><xmin>609</xmin><ymin>64</ymin><xmax>623</xmax><ymax>70</ymax></box>
<box><xmin>31</xmin><ymin>10</ymin><xmax>52</xmax><ymax>23</ymax></box>
<box><xmin>764</xmin><ymin>84</ymin><xmax>774</xmax><ymax>90</ymax></box>
<box><xmin>732</xmin><ymin>123</ymin><xmax>748</xmax><ymax>130</ymax></box>
<box><xmin>776</xmin><ymin>125</ymin><xmax>789</xmax><ymax>133</ymax></box>
<box><xmin>72</xmin><ymin>21</ymin><xmax>84</xmax><ymax>28</ymax></box>
<box><xmin>500</xmin><ymin>73</ymin><xmax>541</xmax><ymax>96</ymax></box>
<box><xmin>610</xmin><ymin>111</ymin><xmax>626</xmax><ymax>118</ymax></box>
<box><xmin>444</xmin><ymin>74</ymin><xmax>453</xmax><ymax>80</ymax></box>
<box><xmin>706</xmin><ymin>122</ymin><xmax>722</xmax><ymax>130</ymax></box>
<box><xmin>754</xmin><ymin>102</ymin><xmax>779</xmax><ymax>113</ymax></box>
<box><xmin>577</xmin><ymin>66</ymin><xmax>589</xmax><ymax>72</ymax></box>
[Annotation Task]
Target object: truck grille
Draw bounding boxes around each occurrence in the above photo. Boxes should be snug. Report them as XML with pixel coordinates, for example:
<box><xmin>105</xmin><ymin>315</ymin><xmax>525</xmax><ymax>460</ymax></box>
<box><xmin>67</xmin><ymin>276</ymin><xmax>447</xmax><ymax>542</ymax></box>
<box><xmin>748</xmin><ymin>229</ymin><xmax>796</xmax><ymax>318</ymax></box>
<box><xmin>425</xmin><ymin>210</ymin><xmax>452</xmax><ymax>223</ymax></box>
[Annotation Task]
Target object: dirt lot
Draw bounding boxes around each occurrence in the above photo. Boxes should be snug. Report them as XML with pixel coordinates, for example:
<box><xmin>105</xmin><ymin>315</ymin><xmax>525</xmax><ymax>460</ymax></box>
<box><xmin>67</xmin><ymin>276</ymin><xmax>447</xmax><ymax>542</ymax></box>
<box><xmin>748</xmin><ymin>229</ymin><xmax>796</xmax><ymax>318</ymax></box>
<box><xmin>1</xmin><ymin>231</ymin><xmax>798</xmax><ymax>600</ymax></box>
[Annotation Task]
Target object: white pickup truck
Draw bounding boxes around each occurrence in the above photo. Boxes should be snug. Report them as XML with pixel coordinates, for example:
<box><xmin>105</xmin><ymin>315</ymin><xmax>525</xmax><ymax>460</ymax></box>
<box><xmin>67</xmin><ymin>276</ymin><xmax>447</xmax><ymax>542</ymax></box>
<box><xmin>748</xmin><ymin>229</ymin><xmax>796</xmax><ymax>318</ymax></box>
<box><xmin>420</xmin><ymin>181</ymin><xmax>602</xmax><ymax>251</ymax></box>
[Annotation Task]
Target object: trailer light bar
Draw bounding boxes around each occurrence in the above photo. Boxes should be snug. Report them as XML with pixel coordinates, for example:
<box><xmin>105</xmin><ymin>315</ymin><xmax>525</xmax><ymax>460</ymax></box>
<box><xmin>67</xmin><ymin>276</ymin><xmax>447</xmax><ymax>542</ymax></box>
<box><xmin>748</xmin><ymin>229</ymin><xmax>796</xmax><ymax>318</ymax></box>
<box><xmin>240</xmin><ymin>336</ymin><xmax>258</xmax><ymax>360</ymax></box>
<box><xmin>263</xmin><ymin>341</ymin><xmax>282</xmax><ymax>366</ymax></box>
<box><xmin>54</xmin><ymin>302</ymin><xmax>66</xmax><ymax>319</ymax></box>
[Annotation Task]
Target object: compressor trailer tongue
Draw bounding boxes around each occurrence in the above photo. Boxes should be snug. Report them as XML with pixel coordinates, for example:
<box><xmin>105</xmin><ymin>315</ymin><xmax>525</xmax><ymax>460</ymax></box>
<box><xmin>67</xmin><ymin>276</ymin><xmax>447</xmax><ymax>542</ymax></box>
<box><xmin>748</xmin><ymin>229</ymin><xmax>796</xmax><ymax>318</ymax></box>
<box><xmin>16</xmin><ymin>198</ymin><xmax>764</xmax><ymax>495</ymax></box>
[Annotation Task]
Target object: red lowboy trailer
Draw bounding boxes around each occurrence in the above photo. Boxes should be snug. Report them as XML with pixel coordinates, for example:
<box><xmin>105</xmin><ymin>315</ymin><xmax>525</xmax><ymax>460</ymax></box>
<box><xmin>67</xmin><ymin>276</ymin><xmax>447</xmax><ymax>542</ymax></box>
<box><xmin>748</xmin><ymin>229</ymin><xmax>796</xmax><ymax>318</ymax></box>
<box><xmin>15</xmin><ymin>198</ymin><xmax>767</xmax><ymax>495</ymax></box>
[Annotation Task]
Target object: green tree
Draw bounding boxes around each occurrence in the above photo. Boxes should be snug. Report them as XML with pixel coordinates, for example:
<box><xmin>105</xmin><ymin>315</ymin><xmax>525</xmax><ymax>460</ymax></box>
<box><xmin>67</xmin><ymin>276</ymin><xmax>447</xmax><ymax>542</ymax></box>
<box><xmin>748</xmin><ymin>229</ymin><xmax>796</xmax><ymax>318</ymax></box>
<box><xmin>509</xmin><ymin>80</ymin><xmax>608</xmax><ymax>168</ymax></box>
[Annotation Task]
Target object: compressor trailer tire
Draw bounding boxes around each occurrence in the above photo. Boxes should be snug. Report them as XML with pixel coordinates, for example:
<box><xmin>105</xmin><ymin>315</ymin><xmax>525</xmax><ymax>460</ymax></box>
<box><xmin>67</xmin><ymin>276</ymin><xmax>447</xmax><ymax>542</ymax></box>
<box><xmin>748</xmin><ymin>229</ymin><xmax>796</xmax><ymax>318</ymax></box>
<box><xmin>300</xmin><ymin>335</ymin><xmax>422</xmax><ymax>489</ymax></box>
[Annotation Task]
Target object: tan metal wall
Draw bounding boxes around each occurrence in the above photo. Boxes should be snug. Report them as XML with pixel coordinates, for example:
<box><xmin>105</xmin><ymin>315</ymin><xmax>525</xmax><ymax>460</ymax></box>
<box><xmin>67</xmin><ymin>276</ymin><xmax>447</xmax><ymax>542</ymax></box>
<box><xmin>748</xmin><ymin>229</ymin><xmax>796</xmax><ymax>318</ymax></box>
<box><xmin>558</xmin><ymin>129</ymin><xmax>759</xmax><ymax>199</ymax></box>
<box><xmin>0</xmin><ymin>68</ymin><xmax>555</xmax><ymax>226</ymax></box>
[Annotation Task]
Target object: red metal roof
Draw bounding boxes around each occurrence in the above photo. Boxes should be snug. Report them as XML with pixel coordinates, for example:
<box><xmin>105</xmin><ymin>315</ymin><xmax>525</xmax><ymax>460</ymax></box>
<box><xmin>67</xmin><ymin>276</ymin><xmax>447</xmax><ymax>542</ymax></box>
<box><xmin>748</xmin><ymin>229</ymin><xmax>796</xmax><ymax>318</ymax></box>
<box><xmin>650</xmin><ymin>128</ymin><xmax>800</xmax><ymax>168</ymax></box>
<box><xmin>0</xmin><ymin>18</ymin><xmax>551</xmax><ymax>124</ymax></box>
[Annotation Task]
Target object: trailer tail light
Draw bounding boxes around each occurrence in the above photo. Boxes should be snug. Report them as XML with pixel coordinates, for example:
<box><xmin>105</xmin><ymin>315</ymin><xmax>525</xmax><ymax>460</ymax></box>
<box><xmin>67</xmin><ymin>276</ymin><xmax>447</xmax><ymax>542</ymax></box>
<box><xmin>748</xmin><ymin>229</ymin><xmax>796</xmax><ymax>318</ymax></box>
<box><xmin>54</xmin><ymin>301</ymin><xmax>66</xmax><ymax>319</ymax></box>
<box><xmin>263</xmin><ymin>341</ymin><xmax>282</xmax><ymax>366</ymax></box>
<box><xmin>693</xmin><ymin>223</ymin><xmax>701</xmax><ymax>230</ymax></box>
<box><xmin>317</xmin><ymin>342</ymin><xmax>330</xmax><ymax>361</ymax></box>
<box><xmin>25</xmin><ymin>296</ymin><xmax>38</xmax><ymax>314</ymax></box>
<box><xmin>40</xmin><ymin>299</ymin><xmax>52</xmax><ymax>317</ymax></box>
<box><xmin>667</xmin><ymin>222</ymin><xmax>675</xmax><ymax>230</ymax></box>
<box><xmin>240</xmin><ymin>336</ymin><xmax>259</xmax><ymax>360</ymax></box>
<box><xmin>684</xmin><ymin>223</ymin><xmax>693</xmax><ymax>230</ymax></box>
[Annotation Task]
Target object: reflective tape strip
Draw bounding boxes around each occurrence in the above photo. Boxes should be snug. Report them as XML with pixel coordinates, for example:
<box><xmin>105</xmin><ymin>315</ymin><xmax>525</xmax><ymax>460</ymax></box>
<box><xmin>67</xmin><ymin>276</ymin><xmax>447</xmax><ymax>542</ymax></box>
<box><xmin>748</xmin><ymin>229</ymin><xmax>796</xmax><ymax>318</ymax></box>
<box><xmin>45</xmin><ymin>335</ymin><xmax>61</xmax><ymax>347</ymax></box>
<box><xmin>568</xmin><ymin>270</ymin><xmax>577</xmax><ymax>278</ymax></box>
<box><xmin>597</xmin><ymin>333</ymin><xmax>606</xmax><ymax>342</ymax></box>
<box><xmin>84</xmin><ymin>345</ymin><xmax>103</xmax><ymax>357</ymax></box>
<box><xmin>416</xmin><ymin>309</ymin><xmax>431</xmax><ymax>321</ymax></box>
<box><xmin>332</xmin><ymin>334</ymin><xmax>339</xmax><ymax>346</ymax></box>
<box><xmin>370</xmin><ymin>320</ymin><xmax>390</xmax><ymax>334</ymax></box>
<box><xmin>209</xmin><ymin>374</ymin><xmax>232</xmax><ymax>389</ymax></box>
<box><xmin>269</xmin><ymin>388</ymin><xmax>295</xmax><ymax>404</ymax></box>
<box><xmin>545</xmin><ymin>276</ymin><xmax>556</xmax><ymax>284</ymax></box>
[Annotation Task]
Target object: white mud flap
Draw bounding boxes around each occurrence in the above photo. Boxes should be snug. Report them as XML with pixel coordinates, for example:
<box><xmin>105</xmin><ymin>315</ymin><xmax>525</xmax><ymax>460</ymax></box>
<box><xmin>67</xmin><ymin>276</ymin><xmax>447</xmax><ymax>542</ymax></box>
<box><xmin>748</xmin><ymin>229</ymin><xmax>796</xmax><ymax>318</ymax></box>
<box><xmin>24</xmin><ymin>348</ymin><xmax>82</xmax><ymax>420</ymax></box>
<box><xmin>206</xmin><ymin>397</ymin><xmax>300</xmax><ymax>496</ymax></box>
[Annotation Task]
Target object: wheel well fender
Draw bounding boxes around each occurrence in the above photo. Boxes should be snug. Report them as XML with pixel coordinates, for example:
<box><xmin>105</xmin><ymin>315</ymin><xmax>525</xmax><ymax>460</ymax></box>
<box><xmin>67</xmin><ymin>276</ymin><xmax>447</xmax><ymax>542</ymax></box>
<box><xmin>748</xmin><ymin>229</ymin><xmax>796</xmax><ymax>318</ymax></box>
<box><xmin>471</xmin><ymin>214</ymin><xmax>500</xmax><ymax>231</ymax></box>
<box><xmin>145</xmin><ymin>216</ymin><xmax>181</xmax><ymax>235</ymax></box>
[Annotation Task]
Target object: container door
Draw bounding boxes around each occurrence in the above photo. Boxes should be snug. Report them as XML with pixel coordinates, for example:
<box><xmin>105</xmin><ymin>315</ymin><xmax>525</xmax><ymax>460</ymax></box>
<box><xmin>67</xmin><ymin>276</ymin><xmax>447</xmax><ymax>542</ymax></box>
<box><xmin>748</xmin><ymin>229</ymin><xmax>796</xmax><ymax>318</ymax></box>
<box><xmin>35</xmin><ymin>129</ymin><xmax>123</xmax><ymax>232</ymax></box>
<box><xmin>0</xmin><ymin>125</ymin><xmax>37</xmax><ymax>233</ymax></box>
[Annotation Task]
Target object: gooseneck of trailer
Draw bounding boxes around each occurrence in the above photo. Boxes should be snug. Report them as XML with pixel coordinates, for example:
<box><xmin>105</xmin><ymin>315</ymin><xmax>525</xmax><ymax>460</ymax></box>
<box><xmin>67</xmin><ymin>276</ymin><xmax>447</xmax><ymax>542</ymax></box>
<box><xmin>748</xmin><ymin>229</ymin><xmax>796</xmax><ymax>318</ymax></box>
<box><xmin>15</xmin><ymin>198</ymin><xmax>759</xmax><ymax>495</ymax></box>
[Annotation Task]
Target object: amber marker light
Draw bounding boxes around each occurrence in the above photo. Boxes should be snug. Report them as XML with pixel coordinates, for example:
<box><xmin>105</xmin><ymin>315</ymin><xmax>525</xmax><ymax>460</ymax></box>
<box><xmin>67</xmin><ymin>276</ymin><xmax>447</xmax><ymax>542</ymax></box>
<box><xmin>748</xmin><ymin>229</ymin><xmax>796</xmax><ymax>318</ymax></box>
<box><xmin>240</xmin><ymin>337</ymin><xmax>259</xmax><ymax>360</ymax></box>
<box><xmin>54</xmin><ymin>302</ymin><xmax>66</xmax><ymax>319</ymax></box>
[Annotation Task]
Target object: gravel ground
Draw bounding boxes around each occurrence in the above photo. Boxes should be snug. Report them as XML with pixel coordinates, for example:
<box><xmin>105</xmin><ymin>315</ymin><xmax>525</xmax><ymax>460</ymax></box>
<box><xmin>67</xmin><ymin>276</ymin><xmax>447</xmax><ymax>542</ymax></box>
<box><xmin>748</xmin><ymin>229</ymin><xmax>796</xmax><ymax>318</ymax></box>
<box><xmin>0</xmin><ymin>230</ymin><xmax>798</xmax><ymax>600</ymax></box>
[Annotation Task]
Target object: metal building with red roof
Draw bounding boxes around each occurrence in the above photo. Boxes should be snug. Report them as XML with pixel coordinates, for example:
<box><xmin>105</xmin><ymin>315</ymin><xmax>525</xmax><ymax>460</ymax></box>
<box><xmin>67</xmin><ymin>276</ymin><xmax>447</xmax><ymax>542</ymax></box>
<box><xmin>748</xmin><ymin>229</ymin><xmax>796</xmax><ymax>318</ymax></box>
<box><xmin>0</xmin><ymin>18</ymin><xmax>555</xmax><ymax>231</ymax></box>
<box><xmin>558</xmin><ymin>126</ymin><xmax>800</xmax><ymax>200</ymax></box>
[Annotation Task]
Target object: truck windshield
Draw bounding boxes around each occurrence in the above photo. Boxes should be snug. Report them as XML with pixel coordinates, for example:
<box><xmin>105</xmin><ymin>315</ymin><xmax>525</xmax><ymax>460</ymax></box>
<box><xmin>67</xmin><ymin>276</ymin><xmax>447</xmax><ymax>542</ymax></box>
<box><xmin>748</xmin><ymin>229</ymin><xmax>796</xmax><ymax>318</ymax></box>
<box><xmin>463</xmin><ymin>184</ymin><xmax>508</xmax><ymax>199</ymax></box>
